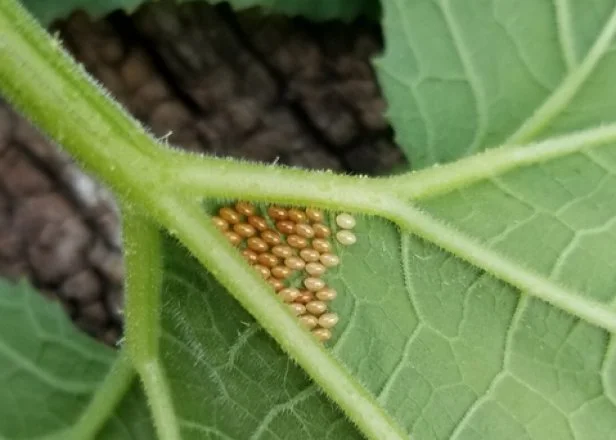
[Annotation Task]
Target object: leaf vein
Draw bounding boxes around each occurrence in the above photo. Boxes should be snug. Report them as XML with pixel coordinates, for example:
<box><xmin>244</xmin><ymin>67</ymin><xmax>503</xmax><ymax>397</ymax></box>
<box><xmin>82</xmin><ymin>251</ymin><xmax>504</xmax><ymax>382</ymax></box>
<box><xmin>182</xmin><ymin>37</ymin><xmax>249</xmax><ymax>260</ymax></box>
<box><xmin>554</xmin><ymin>0</ymin><xmax>578</xmax><ymax>69</ymax></box>
<box><xmin>438</xmin><ymin>0</ymin><xmax>488</xmax><ymax>156</ymax></box>
<box><xmin>505</xmin><ymin>7</ymin><xmax>616</xmax><ymax>144</ymax></box>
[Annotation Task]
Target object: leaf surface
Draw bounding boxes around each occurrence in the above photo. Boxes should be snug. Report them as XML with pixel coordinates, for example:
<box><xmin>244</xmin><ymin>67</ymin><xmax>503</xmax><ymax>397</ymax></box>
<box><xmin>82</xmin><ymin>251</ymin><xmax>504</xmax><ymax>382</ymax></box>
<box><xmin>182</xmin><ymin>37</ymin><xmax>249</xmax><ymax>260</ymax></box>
<box><xmin>21</xmin><ymin>0</ymin><xmax>378</xmax><ymax>25</ymax></box>
<box><xmin>375</xmin><ymin>0</ymin><xmax>616</xmax><ymax>167</ymax></box>
<box><xmin>367</xmin><ymin>0</ymin><xmax>616</xmax><ymax>436</ymax></box>
<box><xmin>152</xmin><ymin>171</ymin><xmax>616</xmax><ymax>438</ymax></box>
<box><xmin>0</xmin><ymin>279</ymin><xmax>154</xmax><ymax>439</ymax></box>
<box><xmin>5</xmin><ymin>0</ymin><xmax>616</xmax><ymax>438</ymax></box>
<box><xmin>159</xmin><ymin>235</ymin><xmax>360</xmax><ymax>439</ymax></box>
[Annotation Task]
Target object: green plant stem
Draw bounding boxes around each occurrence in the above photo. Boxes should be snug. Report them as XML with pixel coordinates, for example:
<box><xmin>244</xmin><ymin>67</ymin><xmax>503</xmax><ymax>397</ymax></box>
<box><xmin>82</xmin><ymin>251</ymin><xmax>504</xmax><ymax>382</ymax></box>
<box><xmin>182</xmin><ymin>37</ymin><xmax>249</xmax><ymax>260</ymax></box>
<box><xmin>67</xmin><ymin>350</ymin><xmax>135</xmax><ymax>440</ymax></box>
<box><xmin>0</xmin><ymin>0</ymin><xmax>165</xmax><ymax>199</ymax></box>
<box><xmin>385</xmin><ymin>123</ymin><xmax>616</xmax><ymax>200</ymax></box>
<box><xmin>139</xmin><ymin>360</ymin><xmax>181</xmax><ymax>440</ymax></box>
<box><xmin>123</xmin><ymin>207</ymin><xmax>181</xmax><ymax>440</ymax></box>
<box><xmin>170</xmin><ymin>155</ymin><xmax>392</xmax><ymax>213</ymax></box>
<box><xmin>168</xmin><ymin>120</ymin><xmax>616</xmax><ymax>203</ymax></box>
<box><xmin>123</xmin><ymin>207</ymin><xmax>163</xmax><ymax>362</ymax></box>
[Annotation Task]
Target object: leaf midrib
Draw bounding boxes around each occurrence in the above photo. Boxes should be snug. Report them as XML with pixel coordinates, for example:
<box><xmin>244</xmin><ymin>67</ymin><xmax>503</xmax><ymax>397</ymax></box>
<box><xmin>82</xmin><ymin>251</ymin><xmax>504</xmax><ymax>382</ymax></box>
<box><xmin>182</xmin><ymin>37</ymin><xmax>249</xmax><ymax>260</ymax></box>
<box><xmin>384</xmin><ymin>123</ymin><xmax>616</xmax><ymax>200</ymax></box>
<box><xmin>160</xmin><ymin>144</ymin><xmax>616</xmax><ymax>436</ymax></box>
<box><xmin>166</xmin><ymin>121</ymin><xmax>616</xmax><ymax>332</ymax></box>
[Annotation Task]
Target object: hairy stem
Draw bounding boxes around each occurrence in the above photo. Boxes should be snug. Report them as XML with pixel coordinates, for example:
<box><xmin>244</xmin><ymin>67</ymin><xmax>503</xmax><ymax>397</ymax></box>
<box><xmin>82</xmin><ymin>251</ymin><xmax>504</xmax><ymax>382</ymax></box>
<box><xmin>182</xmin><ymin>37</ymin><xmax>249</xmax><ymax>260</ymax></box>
<box><xmin>385</xmin><ymin>123</ymin><xmax>616</xmax><ymax>199</ymax></box>
<box><xmin>67</xmin><ymin>350</ymin><xmax>135</xmax><ymax>440</ymax></box>
<box><xmin>122</xmin><ymin>208</ymin><xmax>181</xmax><ymax>440</ymax></box>
<box><xmin>169</xmin><ymin>120</ymin><xmax>616</xmax><ymax>203</ymax></box>
<box><xmin>123</xmin><ymin>207</ymin><xmax>163</xmax><ymax>362</ymax></box>
<box><xmin>171</xmin><ymin>153</ymin><xmax>393</xmax><ymax>213</ymax></box>
<box><xmin>0</xmin><ymin>0</ymin><xmax>165</xmax><ymax>199</ymax></box>
<box><xmin>139</xmin><ymin>360</ymin><xmax>181</xmax><ymax>440</ymax></box>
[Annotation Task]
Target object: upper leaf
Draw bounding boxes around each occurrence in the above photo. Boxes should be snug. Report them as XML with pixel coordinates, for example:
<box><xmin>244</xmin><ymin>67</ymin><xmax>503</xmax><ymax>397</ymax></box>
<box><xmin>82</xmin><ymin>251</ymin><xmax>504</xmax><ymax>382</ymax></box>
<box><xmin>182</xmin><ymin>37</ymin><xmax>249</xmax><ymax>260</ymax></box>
<box><xmin>20</xmin><ymin>0</ymin><xmax>144</xmax><ymax>25</ymax></box>
<box><xmin>204</xmin><ymin>0</ymin><xmax>379</xmax><ymax>21</ymax></box>
<box><xmin>375</xmin><ymin>0</ymin><xmax>616</xmax><ymax>167</ymax></box>
<box><xmin>21</xmin><ymin>0</ymin><xmax>379</xmax><ymax>25</ymax></box>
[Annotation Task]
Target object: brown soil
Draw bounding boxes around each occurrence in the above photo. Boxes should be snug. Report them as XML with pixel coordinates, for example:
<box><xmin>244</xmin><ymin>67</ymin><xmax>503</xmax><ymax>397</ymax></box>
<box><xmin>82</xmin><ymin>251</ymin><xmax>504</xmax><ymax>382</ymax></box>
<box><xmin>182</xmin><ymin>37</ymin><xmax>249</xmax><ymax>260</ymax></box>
<box><xmin>0</xmin><ymin>2</ymin><xmax>402</xmax><ymax>344</ymax></box>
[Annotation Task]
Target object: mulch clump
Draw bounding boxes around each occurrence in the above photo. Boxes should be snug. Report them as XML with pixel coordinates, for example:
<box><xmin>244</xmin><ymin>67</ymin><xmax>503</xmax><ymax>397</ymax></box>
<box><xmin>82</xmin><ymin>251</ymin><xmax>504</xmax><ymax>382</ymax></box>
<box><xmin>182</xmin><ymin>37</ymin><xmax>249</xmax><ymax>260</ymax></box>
<box><xmin>0</xmin><ymin>2</ymin><xmax>402</xmax><ymax>344</ymax></box>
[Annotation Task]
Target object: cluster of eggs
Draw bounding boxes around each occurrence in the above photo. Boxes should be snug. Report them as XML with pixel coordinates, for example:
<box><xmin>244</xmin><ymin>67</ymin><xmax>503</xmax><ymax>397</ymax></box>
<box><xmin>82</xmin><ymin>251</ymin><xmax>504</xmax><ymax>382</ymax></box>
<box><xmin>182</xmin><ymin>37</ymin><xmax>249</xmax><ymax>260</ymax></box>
<box><xmin>211</xmin><ymin>202</ymin><xmax>357</xmax><ymax>342</ymax></box>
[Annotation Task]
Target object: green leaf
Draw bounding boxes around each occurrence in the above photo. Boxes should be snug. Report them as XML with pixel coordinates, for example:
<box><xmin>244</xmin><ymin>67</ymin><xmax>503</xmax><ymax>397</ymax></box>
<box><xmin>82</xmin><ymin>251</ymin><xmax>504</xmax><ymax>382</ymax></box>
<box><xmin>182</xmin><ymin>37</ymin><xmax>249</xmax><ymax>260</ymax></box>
<box><xmin>0</xmin><ymin>279</ymin><xmax>155</xmax><ymax>439</ymax></box>
<box><xmin>396</xmin><ymin>170</ymin><xmax>616</xmax><ymax>437</ymax></box>
<box><xmin>21</xmin><ymin>0</ymin><xmax>379</xmax><ymax>25</ymax></box>
<box><xmin>204</xmin><ymin>0</ymin><xmax>380</xmax><ymax>21</ymax></box>
<box><xmin>367</xmin><ymin>1</ymin><xmax>616</xmax><ymax>436</ymax></box>
<box><xmin>158</xmin><ymin>198</ymin><xmax>616</xmax><ymax>438</ymax></box>
<box><xmin>4</xmin><ymin>0</ymin><xmax>616</xmax><ymax>439</ymax></box>
<box><xmin>20</xmin><ymin>0</ymin><xmax>145</xmax><ymax>25</ymax></box>
<box><xmin>130</xmin><ymin>182</ymin><xmax>616</xmax><ymax>439</ymax></box>
<box><xmin>159</xmin><ymin>234</ymin><xmax>361</xmax><ymax>438</ymax></box>
<box><xmin>375</xmin><ymin>0</ymin><xmax>616</xmax><ymax>167</ymax></box>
